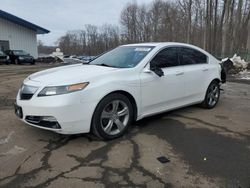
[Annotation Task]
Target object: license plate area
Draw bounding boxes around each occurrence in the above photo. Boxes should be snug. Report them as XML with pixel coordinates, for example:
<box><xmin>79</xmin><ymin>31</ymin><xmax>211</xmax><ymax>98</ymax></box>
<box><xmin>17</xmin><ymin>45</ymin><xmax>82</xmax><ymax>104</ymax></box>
<box><xmin>14</xmin><ymin>103</ymin><xmax>23</xmax><ymax>119</ymax></box>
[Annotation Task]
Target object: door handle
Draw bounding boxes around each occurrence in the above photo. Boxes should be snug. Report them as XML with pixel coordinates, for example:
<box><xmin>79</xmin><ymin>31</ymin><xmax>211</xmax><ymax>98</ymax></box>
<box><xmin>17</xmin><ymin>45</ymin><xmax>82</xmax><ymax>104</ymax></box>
<box><xmin>202</xmin><ymin>68</ymin><xmax>209</xmax><ymax>72</ymax></box>
<box><xmin>176</xmin><ymin>72</ymin><xmax>184</xmax><ymax>76</ymax></box>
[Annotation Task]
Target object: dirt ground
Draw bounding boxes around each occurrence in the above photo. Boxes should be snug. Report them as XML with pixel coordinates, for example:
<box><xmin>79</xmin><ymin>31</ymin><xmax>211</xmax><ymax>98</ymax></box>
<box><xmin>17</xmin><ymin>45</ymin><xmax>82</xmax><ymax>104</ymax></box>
<box><xmin>0</xmin><ymin>64</ymin><xmax>249</xmax><ymax>188</ymax></box>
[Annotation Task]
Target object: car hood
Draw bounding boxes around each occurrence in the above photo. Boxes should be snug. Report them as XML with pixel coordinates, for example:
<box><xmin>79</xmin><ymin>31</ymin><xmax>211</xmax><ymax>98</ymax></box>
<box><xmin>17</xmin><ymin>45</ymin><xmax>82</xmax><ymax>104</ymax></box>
<box><xmin>27</xmin><ymin>64</ymin><xmax>118</xmax><ymax>86</ymax></box>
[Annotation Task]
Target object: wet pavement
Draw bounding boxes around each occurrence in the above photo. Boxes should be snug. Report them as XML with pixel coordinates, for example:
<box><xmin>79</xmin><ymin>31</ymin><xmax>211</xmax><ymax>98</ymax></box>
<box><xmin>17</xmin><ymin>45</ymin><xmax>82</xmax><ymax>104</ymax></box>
<box><xmin>0</xmin><ymin>64</ymin><xmax>249</xmax><ymax>187</ymax></box>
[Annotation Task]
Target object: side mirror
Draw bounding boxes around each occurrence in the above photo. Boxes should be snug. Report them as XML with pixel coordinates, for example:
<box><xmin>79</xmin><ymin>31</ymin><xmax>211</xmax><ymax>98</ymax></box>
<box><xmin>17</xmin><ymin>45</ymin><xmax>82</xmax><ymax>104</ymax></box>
<box><xmin>150</xmin><ymin>62</ymin><xmax>164</xmax><ymax>77</ymax></box>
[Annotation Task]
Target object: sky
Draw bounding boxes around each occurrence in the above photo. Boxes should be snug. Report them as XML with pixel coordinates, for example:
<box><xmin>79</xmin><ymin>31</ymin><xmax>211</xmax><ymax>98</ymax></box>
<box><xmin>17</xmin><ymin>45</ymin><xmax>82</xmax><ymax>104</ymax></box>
<box><xmin>1</xmin><ymin>0</ymin><xmax>154</xmax><ymax>46</ymax></box>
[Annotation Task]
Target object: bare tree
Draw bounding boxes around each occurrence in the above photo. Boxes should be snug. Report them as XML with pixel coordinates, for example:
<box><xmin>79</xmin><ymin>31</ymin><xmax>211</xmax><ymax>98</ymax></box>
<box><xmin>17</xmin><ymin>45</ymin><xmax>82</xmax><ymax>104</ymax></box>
<box><xmin>57</xmin><ymin>0</ymin><xmax>250</xmax><ymax>59</ymax></box>
<box><xmin>212</xmin><ymin>0</ymin><xmax>218</xmax><ymax>54</ymax></box>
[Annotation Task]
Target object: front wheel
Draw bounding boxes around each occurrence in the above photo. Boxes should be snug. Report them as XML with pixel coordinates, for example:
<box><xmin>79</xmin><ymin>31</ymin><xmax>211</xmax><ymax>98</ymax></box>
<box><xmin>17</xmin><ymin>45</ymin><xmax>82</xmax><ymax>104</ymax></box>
<box><xmin>15</xmin><ymin>59</ymin><xmax>20</xmax><ymax>65</ymax></box>
<box><xmin>91</xmin><ymin>93</ymin><xmax>133</xmax><ymax>140</ymax></box>
<box><xmin>201</xmin><ymin>81</ymin><xmax>220</xmax><ymax>109</ymax></box>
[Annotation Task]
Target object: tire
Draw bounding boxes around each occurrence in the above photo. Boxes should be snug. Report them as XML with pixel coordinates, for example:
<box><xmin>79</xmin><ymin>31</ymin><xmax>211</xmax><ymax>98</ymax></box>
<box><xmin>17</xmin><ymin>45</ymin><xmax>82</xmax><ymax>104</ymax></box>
<box><xmin>91</xmin><ymin>93</ymin><xmax>133</xmax><ymax>140</ymax></box>
<box><xmin>201</xmin><ymin>80</ymin><xmax>220</xmax><ymax>109</ymax></box>
<box><xmin>220</xmin><ymin>64</ymin><xmax>227</xmax><ymax>83</ymax></box>
<box><xmin>15</xmin><ymin>59</ymin><xmax>20</xmax><ymax>65</ymax></box>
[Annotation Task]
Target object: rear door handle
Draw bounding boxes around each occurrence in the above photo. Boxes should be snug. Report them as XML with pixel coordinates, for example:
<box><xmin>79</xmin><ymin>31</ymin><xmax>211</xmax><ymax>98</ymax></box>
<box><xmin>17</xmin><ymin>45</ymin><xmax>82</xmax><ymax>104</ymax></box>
<box><xmin>176</xmin><ymin>72</ymin><xmax>184</xmax><ymax>76</ymax></box>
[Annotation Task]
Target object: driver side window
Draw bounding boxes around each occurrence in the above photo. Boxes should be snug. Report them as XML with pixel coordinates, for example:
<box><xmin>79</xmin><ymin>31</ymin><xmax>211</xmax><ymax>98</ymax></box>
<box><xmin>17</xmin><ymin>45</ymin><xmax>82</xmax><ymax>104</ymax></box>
<box><xmin>151</xmin><ymin>47</ymin><xmax>179</xmax><ymax>68</ymax></box>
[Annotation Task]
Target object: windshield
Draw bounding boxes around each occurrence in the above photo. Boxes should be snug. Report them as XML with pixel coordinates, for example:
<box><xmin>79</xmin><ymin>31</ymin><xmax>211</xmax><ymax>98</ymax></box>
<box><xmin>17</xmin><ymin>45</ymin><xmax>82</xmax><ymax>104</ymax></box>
<box><xmin>13</xmin><ymin>50</ymin><xmax>29</xmax><ymax>56</ymax></box>
<box><xmin>90</xmin><ymin>46</ymin><xmax>154</xmax><ymax>68</ymax></box>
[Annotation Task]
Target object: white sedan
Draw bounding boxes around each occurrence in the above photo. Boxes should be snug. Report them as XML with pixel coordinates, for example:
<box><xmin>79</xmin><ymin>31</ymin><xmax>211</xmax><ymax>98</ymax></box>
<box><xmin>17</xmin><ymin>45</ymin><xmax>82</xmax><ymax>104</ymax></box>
<box><xmin>15</xmin><ymin>43</ymin><xmax>224</xmax><ymax>139</ymax></box>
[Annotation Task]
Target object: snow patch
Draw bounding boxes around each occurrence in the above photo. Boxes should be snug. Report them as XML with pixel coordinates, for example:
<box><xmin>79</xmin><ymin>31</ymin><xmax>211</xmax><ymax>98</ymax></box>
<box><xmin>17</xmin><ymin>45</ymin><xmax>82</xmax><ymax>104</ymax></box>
<box><xmin>238</xmin><ymin>70</ymin><xmax>250</xmax><ymax>80</ymax></box>
<box><xmin>222</xmin><ymin>54</ymin><xmax>249</xmax><ymax>69</ymax></box>
<box><xmin>0</xmin><ymin>131</ymin><xmax>14</xmax><ymax>145</ymax></box>
<box><xmin>1</xmin><ymin>145</ymin><xmax>26</xmax><ymax>155</ymax></box>
<box><xmin>230</xmin><ymin>54</ymin><xmax>248</xmax><ymax>69</ymax></box>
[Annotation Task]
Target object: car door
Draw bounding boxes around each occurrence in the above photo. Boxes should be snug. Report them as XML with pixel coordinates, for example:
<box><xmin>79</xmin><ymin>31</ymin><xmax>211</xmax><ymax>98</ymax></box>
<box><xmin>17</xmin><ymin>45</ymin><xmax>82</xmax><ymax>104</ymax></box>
<box><xmin>140</xmin><ymin>47</ymin><xmax>186</xmax><ymax>117</ymax></box>
<box><xmin>179</xmin><ymin>47</ymin><xmax>209</xmax><ymax>103</ymax></box>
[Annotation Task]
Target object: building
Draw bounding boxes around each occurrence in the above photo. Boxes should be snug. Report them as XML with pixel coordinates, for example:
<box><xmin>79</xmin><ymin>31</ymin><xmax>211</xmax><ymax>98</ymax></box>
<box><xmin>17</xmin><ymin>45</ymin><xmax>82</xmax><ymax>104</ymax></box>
<box><xmin>0</xmin><ymin>10</ymin><xmax>49</xmax><ymax>58</ymax></box>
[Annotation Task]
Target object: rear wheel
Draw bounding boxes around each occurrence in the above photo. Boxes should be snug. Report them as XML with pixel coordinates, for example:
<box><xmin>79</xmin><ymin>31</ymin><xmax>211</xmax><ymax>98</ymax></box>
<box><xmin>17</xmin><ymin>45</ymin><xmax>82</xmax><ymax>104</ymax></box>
<box><xmin>201</xmin><ymin>81</ymin><xmax>220</xmax><ymax>109</ymax></box>
<box><xmin>91</xmin><ymin>93</ymin><xmax>133</xmax><ymax>140</ymax></box>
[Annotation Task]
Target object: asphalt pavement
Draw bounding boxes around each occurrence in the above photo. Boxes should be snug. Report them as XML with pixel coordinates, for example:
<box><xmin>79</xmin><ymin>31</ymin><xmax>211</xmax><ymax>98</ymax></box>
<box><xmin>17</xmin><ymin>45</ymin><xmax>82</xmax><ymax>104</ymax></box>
<box><xmin>0</xmin><ymin>64</ymin><xmax>249</xmax><ymax>187</ymax></box>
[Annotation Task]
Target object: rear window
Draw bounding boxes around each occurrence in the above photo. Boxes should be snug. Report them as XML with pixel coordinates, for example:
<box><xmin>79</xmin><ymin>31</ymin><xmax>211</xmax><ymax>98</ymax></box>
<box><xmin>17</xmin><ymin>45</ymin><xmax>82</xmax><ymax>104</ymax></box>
<box><xmin>13</xmin><ymin>50</ymin><xmax>29</xmax><ymax>56</ymax></box>
<box><xmin>180</xmin><ymin>47</ymin><xmax>207</xmax><ymax>65</ymax></box>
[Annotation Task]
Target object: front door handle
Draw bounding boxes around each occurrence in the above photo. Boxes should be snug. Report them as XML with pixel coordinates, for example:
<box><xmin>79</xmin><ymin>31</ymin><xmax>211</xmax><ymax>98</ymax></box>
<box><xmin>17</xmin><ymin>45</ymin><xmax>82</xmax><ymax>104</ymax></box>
<box><xmin>202</xmin><ymin>68</ymin><xmax>209</xmax><ymax>72</ymax></box>
<box><xmin>176</xmin><ymin>72</ymin><xmax>184</xmax><ymax>76</ymax></box>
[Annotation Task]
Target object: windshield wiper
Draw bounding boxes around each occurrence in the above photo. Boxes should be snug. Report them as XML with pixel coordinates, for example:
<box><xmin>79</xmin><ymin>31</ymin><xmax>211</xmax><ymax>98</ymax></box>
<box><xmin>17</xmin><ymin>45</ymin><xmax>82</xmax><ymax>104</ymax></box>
<box><xmin>95</xmin><ymin>63</ymin><xmax>118</xmax><ymax>68</ymax></box>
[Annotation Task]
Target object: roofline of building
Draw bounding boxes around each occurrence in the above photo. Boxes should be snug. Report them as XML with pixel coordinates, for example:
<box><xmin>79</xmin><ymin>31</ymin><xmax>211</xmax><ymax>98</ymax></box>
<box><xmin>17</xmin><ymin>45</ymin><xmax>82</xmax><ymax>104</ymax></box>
<box><xmin>0</xmin><ymin>9</ymin><xmax>50</xmax><ymax>34</ymax></box>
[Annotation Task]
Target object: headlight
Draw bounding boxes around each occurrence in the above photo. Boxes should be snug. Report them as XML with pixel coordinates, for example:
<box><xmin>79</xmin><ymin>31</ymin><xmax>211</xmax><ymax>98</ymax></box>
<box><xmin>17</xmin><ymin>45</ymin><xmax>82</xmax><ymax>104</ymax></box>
<box><xmin>6</xmin><ymin>56</ymin><xmax>9</xmax><ymax>60</ymax></box>
<box><xmin>19</xmin><ymin>57</ymin><xmax>24</xmax><ymax>60</ymax></box>
<box><xmin>38</xmin><ymin>82</ymin><xmax>89</xmax><ymax>97</ymax></box>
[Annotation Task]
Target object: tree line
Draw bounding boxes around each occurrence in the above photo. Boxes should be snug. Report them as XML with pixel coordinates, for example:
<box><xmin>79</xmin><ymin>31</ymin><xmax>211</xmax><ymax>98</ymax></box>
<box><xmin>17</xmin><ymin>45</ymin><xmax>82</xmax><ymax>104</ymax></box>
<box><xmin>54</xmin><ymin>0</ymin><xmax>250</xmax><ymax>59</ymax></box>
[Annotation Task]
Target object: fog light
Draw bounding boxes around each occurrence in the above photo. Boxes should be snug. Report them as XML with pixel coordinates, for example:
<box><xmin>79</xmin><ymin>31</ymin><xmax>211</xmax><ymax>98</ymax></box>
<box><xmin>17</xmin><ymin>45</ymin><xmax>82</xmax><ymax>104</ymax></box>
<box><xmin>41</xmin><ymin>116</ymin><xmax>57</xmax><ymax>122</ymax></box>
<box><xmin>51</xmin><ymin>123</ymin><xmax>61</xmax><ymax>129</ymax></box>
<box><xmin>25</xmin><ymin>116</ymin><xmax>61</xmax><ymax>129</ymax></box>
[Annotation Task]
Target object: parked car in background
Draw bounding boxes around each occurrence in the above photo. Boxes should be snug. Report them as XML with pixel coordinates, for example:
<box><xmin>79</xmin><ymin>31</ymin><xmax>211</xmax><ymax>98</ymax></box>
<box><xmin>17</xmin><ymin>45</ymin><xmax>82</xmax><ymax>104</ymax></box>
<box><xmin>80</xmin><ymin>56</ymin><xmax>96</xmax><ymax>63</ymax></box>
<box><xmin>5</xmin><ymin>50</ymin><xmax>35</xmax><ymax>65</ymax></box>
<box><xmin>62</xmin><ymin>55</ymin><xmax>96</xmax><ymax>64</ymax></box>
<box><xmin>0</xmin><ymin>50</ymin><xmax>10</xmax><ymax>64</ymax></box>
<box><xmin>63</xmin><ymin>55</ymin><xmax>85</xmax><ymax>64</ymax></box>
<box><xmin>74</xmin><ymin>55</ymin><xmax>95</xmax><ymax>63</ymax></box>
<box><xmin>15</xmin><ymin>42</ymin><xmax>224</xmax><ymax>140</ymax></box>
<box><xmin>36</xmin><ymin>55</ymin><xmax>63</xmax><ymax>64</ymax></box>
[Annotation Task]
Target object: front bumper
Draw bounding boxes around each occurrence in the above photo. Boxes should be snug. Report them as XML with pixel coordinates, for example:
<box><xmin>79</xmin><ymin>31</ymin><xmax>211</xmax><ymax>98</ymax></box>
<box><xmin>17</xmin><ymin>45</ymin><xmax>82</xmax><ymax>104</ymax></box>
<box><xmin>16</xmin><ymin>89</ymin><xmax>97</xmax><ymax>134</ymax></box>
<box><xmin>0</xmin><ymin>59</ymin><xmax>8</xmax><ymax>64</ymax></box>
<box><xmin>19</xmin><ymin>59</ymin><xmax>34</xmax><ymax>63</ymax></box>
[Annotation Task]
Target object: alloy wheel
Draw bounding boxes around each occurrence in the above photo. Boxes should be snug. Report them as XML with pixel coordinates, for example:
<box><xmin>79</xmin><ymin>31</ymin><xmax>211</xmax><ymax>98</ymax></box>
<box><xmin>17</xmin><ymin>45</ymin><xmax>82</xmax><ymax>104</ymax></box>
<box><xmin>100</xmin><ymin>100</ymin><xmax>129</xmax><ymax>135</ymax></box>
<box><xmin>207</xmin><ymin>84</ymin><xmax>219</xmax><ymax>107</ymax></box>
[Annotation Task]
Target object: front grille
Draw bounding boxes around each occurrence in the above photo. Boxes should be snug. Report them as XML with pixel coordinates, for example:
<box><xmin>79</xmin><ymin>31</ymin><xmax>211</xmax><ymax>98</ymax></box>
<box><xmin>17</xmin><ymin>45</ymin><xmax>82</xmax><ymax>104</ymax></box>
<box><xmin>19</xmin><ymin>84</ymin><xmax>38</xmax><ymax>100</ymax></box>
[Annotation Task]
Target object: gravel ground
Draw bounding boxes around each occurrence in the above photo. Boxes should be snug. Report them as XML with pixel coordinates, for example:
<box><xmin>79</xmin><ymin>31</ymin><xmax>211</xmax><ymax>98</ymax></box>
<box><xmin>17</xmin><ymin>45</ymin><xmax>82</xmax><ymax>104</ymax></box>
<box><xmin>0</xmin><ymin>64</ymin><xmax>249</xmax><ymax>188</ymax></box>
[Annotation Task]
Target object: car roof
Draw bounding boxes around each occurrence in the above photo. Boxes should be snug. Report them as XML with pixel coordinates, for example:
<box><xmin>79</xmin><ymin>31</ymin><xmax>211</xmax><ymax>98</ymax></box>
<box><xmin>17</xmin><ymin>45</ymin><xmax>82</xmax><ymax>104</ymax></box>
<box><xmin>122</xmin><ymin>42</ymin><xmax>162</xmax><ymax>47</ymax></box>
<box><xmin>122</xmin><ymin>42</ymin><xmax>210</xmax><ymax>56</ymax></box>
<box><xmin>122</xmin><ymin>42</ymin><xmax>201</xmax><ymax>48</ymax></box>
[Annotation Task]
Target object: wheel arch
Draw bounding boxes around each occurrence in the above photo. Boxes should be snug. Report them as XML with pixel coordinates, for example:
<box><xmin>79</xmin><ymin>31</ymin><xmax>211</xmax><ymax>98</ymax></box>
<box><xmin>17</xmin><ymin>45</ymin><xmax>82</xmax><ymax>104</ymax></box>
<box><xmin>201</xmin><ymin>78</ymin><xmax>221</xmax><ymax>109</ymax></box>
<box><xmin>105</xmin><ymin>90</ymin><xmax>138</xmax><ymax>121</ymax></box>
<box><xmin>92</xmin><ymin>90</ymin><xmax>138</xmax><ymax>123</ymax></box>
<box><xmin>203</xmin><ymin>78</ymin><xmax>221</xmax><ymax>100</ymax></box>
<box><xmin>212</xmin><ymin>78</ymin><xmax>221</xmax><ymax>84</ymax></box>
